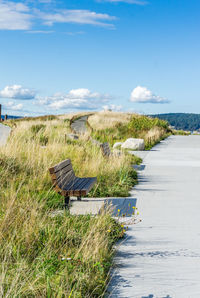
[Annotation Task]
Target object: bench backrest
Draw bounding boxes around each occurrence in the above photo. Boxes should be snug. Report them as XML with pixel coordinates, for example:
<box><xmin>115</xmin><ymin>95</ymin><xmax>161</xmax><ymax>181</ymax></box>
<box><xmin>49</xmin><ymin>159</ymin><xmax>75</xmax><ymax>190</ymax></box>
<box><xmin>100</xmin><ymin>142</ymin><xmax>111</xmax><ymax>157</ymax></box>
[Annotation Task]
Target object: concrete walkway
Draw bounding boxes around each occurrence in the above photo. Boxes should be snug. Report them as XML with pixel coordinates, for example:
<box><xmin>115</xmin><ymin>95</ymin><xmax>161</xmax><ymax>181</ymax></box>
<box><xmin>108</xmin><ymin>136</ymin><xmax>200</xmax><ymax>298</ymax></box>
<box><xmin>0</xmin><ymin>123</ymin><xmax>11</xmax><ymax>146</ymax></box>
<box><xmin>71</xmin><ymin>115</ymin><xmax>89</xmax><ymax>134</ymax></box>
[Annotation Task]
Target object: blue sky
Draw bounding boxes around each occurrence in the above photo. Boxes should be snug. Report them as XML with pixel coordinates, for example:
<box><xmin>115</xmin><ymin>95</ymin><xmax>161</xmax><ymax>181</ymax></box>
<box><xmin>0</xmin><ymin>0</ymin><xmax>199</xmax><ymax>116</ymax></box>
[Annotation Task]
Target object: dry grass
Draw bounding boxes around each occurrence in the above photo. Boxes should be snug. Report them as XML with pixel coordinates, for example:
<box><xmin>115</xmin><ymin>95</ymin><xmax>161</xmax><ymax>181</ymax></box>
<box><xmin>143</xmin><ymin>126</ymin><xmax>167</xmax><ymax>142</ymax></box>
<box><xmin>89</xmin><ymin>113</ymin><xmax>170</xmax><ymax>149</ymax></box>
<box><xmin>88</xmin><ymin>111</ymin><xmax>133</xmax><ymax>130</ymax></box>
<box><xmin>3</xmin><ymin>118</ymin><xmax>135</xmax><ymax>187</ymax></box>
<box><xmin>0</xmin><ymin>116</ymin><xmax>137</xmax><ymax>296</ymax></box>
<box><xmin>0</xmin><ymin>111</ymin><xmax>169</xmax><ymax>296</ymax></box>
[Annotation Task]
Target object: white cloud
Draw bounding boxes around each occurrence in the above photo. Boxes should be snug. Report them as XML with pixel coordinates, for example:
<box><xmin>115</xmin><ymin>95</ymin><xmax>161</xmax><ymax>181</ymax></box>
<box><xmin>11</xmin><ymin>103</ymin><xmax>23</xmax><ymax>110</ymax></box>
<box><xmin>38</xmin><ymin>0</ymin><xmax>52</xmax><ymax>3</ymax></box>
<box><xmin>0</xmin><ymin>1</ymin><xmax>32</xmax><ymax>30</ymax></box>
<box><xmin>26</xmin><ymin>30</ymin><xmax>54</xmax><ymax>34</ymax></box>
<box><xmin>0</xmin><ymin>2</ymin><xmax>116</xmax><ymax>30</ymax></box>
<box><xmin>130</xmin><ymin>86</ymin><xmax>170</xmax><ymax>104</ymax></box>
<box><xmin>103</xmin><ymin>104</ymin><xmax>122</xmax><ymax>111</ymax></box>
<box><xmin>37</xmin><ymin>88</ymin><xmax>110</xmax><ymax>110</ymax></box>
<box><xmin>39</xmin><ymin>9</ymin><xmax>116</xmax><ymax>28</ymax></box>
<box><xmin>4</xmin><ymin>101</ymin><xmax>23</xmax><ymax>111</ymax></box>
<box><xmin>0</xmin><ymin>85</ymin><xmax>36</xmax><ymax>99</ymax></box>
<box><xmin>65</xmin><ymin>31</ymin><xmax>85</xmax><ymax>36</ymax></box>
<box><xmin>98</xmin><ymin>0</ymin><xmax>147</xmax><ymax>4</ymax></box>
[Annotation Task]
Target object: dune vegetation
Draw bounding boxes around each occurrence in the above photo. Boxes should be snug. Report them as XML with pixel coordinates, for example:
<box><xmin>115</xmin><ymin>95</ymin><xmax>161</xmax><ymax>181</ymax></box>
<box><xmin>88</xmin><ymin>111</ymin><xmax>170</xmax><ymax>150</ymax></box>
<box><xmin>0</xmin><ymin>112</ymin><xmax>169</xmax><ymax>297</ymax></box>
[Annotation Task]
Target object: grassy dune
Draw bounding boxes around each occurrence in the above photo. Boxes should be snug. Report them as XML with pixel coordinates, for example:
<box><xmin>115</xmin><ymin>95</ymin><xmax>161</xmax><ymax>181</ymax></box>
<box><xmin>0</xmin><ymin>115</ymin><xmax>136</xmax><ymax>297</ymax></box>
<box><xmin>87</xmin><ymin>111</ymin><xmax>132</xmax><ymax>130</ymax></box>
<box><xmin>88</xmin><ymin>112</ymin><xmax>170</xmax><ymax>149</ymax></box>
<box><xmin>0</xmin><ymin>112</ymin><xmax>169</xmax><ymax>296</ymax></box>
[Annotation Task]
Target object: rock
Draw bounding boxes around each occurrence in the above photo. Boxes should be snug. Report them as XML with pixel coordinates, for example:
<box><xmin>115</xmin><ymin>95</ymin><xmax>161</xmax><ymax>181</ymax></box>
<box><xmin>113</xmin><ymin>142</ymin><xmax>123</xmax><ymax>149</ymax></box>
<box><xmin>67</xmin><ymin>133</ymin><xmax>79</xmax><ymax>140</ymax></box>
<box><xmin>121</xmin><ymin>138</ymin><xmax>145</xmax><ymax>150</ymax></box>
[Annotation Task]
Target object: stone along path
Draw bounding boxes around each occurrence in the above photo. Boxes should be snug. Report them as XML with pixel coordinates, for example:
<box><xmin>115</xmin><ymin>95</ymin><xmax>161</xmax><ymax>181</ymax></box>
<box><xmin>0</xmin><ymin>123</ymin><xmax>11</xmax><ymax>146</ymax></box>
<box><xmin>108</xmin><ymin>136</ymin><xmax>200</xmax><ymax>298</ymax></box>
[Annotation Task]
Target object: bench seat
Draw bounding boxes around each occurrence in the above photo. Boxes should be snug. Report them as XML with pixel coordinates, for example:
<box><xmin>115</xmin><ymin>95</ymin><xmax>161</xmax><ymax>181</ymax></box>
<box><xmin>49</xmin><ymin>159</ymin><xmax>97</xmax><ymax>208</ymax></box>
<box><xmin>62</xmin><ymin>177</ymin><xmax>97</xmax><ymax>196</ymax></box>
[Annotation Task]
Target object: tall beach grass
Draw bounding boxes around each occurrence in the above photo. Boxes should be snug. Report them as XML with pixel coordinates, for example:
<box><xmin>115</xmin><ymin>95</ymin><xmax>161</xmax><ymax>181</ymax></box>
<box><xmin>0</xmin><ymin>115</ymin><xmax>137</xmax><ymax>297</ymax></box>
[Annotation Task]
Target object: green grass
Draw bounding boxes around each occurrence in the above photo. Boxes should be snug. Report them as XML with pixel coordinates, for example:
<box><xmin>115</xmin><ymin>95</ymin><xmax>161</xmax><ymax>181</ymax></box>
<box><xmin>1</xmin><ymin>113</ymin><xmax>163</xmax><ymax>297</ymax></box>
<box><xmin>0</xmin><ymin>116</ymin><xmax>138</xmax><ymax>296</ymax></box>
<box><xmin>91</xmin><ymin>115</ymin><xmax>170</xmax><ymax>150</ymax></box>
<box><xmin>172</xmin><ymin>129</ymin><xmax>191</xmax><ymax>136</ymax></box>
<box><xmin>0</xmin><ymin>209</ymin><xmax>124</xmax><ymax>297</ymax></box>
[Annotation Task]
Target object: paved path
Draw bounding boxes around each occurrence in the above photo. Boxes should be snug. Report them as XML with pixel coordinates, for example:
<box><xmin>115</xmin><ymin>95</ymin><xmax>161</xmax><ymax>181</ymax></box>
<box><xmin>0</xmin><ymin>123</ymin><xmax>11</xmax><ymax>146</ymax></box>
<box><xmin>108</xmin><ymin>136</ymin><xmax>200</xmax><ymax>298</ymax></box>
<box><xmin>71</xmin><ymin>116</ymin><xmax>89</xmax><ymax>134</ymax></box>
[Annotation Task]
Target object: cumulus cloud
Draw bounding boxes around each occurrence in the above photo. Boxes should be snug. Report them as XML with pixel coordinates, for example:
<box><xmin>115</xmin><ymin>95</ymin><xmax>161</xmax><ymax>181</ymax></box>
<box><xmin>39</xmin><ymin>9</ymin><xmax>116</xmax><ymax>28</ymax></box>
<box><xmin>0</xmin><ymin>85</ymin><xmax>36</xmax><ymax>99</ymax></box>
<box><xmin>37</xmin><ymin>88</ymin><xmax>110</xmax><ymax>110</ymax></box>
<box><xmin>4</xmin><ymin>101</ymin><xmax>23</xmax><ymax>111</ymax></box>
<box><xmin>103</xmin><ymin>104</ymin><xmax>122</xmax><ymax>111</ymax></box>
<box><xmin>130</xmin><ymin>86</ymin><xmax>170</xmax><ymax>104</ymax></box>
<box><xmin>98</xmin><ymin>0</ymin><xmax>147</xmax><ymax>4</ymax></box>
<box><xmin>0</xmin><ymin>1</ymin><xmax>32</xmax><ymax>30</ymax></box>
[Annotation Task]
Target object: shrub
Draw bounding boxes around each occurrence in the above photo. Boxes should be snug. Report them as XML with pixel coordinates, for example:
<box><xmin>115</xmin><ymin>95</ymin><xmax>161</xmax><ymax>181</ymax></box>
<box><xmin>39</xmin><ymin>135</ymin><xmax>49</xmax><ymax>146</ymax></box>
<box><xmin>31</xmin><ymin>124</ymin><xmax>46</xmax><ymax>134</ymax></box>
<box><xmin>128</xmin><ymin>115</ymin><xmax>168</xmax><ymax>133</ymax></box>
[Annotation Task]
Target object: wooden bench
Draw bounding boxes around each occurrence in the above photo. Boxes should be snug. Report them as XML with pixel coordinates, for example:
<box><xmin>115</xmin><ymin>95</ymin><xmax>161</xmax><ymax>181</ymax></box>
<box><xmin>100</xmin><ymin>142</ymin><xmax>112</xmax><ymax>157</ymax></box>
<box><xmin>49</xmin><ymin>159</ymin><xmax>97</xmax><ymax>208</ymax></box>
<box><xmin>100</xmin><ymin>142</ymin><xmax>122</xmax><ymax>158</ymax></box>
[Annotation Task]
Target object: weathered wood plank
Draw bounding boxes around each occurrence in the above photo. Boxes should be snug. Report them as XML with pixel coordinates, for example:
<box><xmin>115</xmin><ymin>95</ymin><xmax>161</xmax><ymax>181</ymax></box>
<box><xmin>49</xmin><ymin>159</ymin><xmax>71</xmax><ymax>174</ymax></box>
<box><xmin>80</xmin><ymin>177</ymin><xmax>97</xmax><ymax>195</ymax></box>
<box><xmin>57</xmin><ymin>172</ymin><xmax>76</xmax><ymax>188</ymax></box>
<box><xmin>62</xmin><ymin>176</ymin><xmax>80</xmax><ymax>190</ymax></box>
<box><xmin>50</xmin><ymin>164</ymin><xmax>74</xmax><ymax>180</ymax></box>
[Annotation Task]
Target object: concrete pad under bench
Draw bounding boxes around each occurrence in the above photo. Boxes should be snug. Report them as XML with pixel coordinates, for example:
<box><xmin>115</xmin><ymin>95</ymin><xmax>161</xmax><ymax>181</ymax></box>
<box><xmin>70</xmin><ymin>197</ymin><xmax>137</xmax><ymax>216</ymax></box>
<box><xmin>49</xmin><ymin>197</ymin><xmax>137</xmax><ymax>217</ymax></box>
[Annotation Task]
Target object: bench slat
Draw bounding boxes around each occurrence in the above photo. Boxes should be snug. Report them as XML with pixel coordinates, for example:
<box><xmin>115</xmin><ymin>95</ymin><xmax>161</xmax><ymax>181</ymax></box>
<box><xmin>63</xmin><ymin>177</ymin><xmax>94</xmax><ymax>196</ymax></box>
<box><xmin>49</xmin><ymin>159</ymin><xmax>71</xmax><ymax>174</ymax></box>
<box><xmin>73</xmin><ymin>178</ymin><xmax>95</xmax><ymax>196</ymax></box>
<box><xmin>50</xmin><ymin>164</ymin><xmax>74</xmax><ymax>180</ymax></box>
<box><xmin>66</xmin><ymin>177</ymin><xmax>89</xmax><ymax>195</ymax></box>
<box><xmin>62</xmin><ymin>176</ymin><xmax>81</xmax><ymax>191</ymax></box>
<box><xmin>57</xmin><ymin>172</ymin><xmax>76</xmax><ymax>189</ymax></box>
<box><xmin>74</xmin><ymin>178</ymin><xmax>91</xmax><ymax>191</ymax></box>
<box><xmin>79</xmin><ymin>177</ymin><xmax>97</xmax><ymax>195</ymax></box>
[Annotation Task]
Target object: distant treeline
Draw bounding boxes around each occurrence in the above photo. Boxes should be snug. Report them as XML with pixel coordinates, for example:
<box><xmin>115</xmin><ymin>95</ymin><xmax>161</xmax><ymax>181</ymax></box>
<box><xmin>151</xmin><ymin>113</ymin><xmax>200</xmax><ymax>131</ymax></box>
<box><xmin>1</xmin><ymin>115</ymin><xmax>22</xmax><ymax>120</ymax></box>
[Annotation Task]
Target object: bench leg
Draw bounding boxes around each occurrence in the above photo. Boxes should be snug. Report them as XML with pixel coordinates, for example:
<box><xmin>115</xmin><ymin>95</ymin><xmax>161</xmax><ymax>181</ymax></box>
<box><xmin>64</xmin><ymin>196</ymin><xmax>70</xmax><ymax>209</ymax></box>
<box><xmin>77</xmin><ymin>196</ymin><xmax>81</xmax><ymax>201</ymax></box>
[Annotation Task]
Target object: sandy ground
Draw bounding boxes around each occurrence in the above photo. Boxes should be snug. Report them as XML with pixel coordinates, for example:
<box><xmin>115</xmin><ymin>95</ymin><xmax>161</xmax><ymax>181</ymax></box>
<box><xmin>108</xmin><ymin>135</ymin><xmax>200</xmax><ymax>298</ymax></box>
<box><xmin>0</xmin><ymin>123</ymin><xmax>11</xmax><ymax>146</ymax></box>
